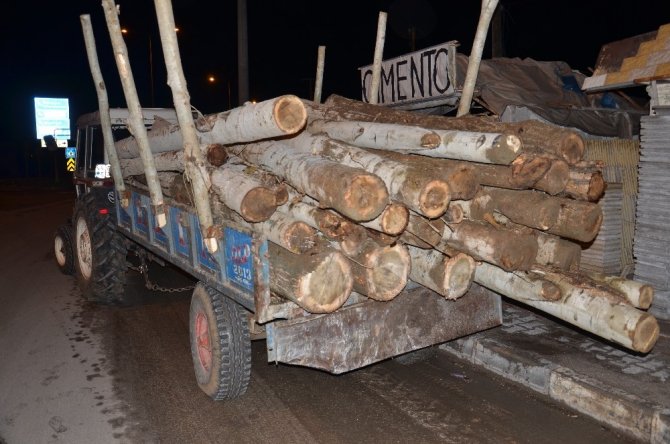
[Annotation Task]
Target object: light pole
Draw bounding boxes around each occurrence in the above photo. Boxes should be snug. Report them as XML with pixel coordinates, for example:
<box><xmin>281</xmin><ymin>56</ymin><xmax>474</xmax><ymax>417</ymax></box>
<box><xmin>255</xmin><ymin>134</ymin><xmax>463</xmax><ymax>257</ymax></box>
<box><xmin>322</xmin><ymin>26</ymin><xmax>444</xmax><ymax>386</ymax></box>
<box><xmin>121</xmin><ymin>26</ymin><xmax>179</xmax><ymax>108</ymax></box>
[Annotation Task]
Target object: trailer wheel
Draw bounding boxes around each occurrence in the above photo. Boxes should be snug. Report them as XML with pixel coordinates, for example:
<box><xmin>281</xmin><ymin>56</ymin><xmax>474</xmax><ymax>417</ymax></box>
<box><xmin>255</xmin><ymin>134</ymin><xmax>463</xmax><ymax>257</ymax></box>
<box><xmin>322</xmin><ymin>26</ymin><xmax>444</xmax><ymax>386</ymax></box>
<box><xmin>73</xmin><ymin>193</ymin><xmax>128</xmax><ymax>304</ymax></box>
<box><xmin>189</xmin><ymin>283</ymin><xmax>251</xmax><ymax>400</ymax></box>
<box><xmin>54</xmin><ymin>223</ymin><xmax>75</xmax><ymax>275</ymax></box>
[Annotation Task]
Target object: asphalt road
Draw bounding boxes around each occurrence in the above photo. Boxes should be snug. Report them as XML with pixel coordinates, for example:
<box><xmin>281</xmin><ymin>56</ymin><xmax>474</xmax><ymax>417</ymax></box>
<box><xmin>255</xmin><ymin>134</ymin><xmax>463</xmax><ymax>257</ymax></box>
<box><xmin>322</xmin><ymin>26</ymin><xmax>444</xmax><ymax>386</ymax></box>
<box><xmin>0</xmin><ymin>186</ymin><xmax>638</xmax><ymax>444</ymax></box>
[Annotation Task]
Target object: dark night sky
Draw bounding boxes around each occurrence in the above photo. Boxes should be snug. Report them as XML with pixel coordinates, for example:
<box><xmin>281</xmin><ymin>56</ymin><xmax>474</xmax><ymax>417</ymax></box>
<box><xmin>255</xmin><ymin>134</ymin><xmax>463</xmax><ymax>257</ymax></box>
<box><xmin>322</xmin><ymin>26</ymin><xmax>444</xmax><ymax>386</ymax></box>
<box><xmin>1</xmin><ymin>0</ymin><xmax>669</xmax><ymax>177</ymax></box>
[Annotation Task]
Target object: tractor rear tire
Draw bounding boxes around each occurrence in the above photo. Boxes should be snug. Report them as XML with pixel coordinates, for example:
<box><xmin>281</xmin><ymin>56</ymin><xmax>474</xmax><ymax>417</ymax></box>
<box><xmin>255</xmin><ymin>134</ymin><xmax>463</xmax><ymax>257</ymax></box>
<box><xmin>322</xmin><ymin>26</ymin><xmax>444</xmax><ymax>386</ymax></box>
<box><xmin>189</xmin><ymin>283</ymin><xmax>251</xmax><ymax>400</ymax></box>
<box><xmin>73</xmin><ymin>193</ymin><xmax>128</xmax><ymax>304</ymax></box>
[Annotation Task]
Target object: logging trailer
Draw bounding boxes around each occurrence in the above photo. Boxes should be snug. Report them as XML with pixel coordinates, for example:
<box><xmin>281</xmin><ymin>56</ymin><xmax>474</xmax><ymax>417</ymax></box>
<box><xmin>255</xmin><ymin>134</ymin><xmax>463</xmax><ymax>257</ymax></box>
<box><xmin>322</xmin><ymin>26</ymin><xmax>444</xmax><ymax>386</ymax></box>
<box><xmin>52</xmin><ymin>2</ymin><xmax>660</xmax><ymax>402</ymax></box>
<box><xmin>53</xmin><ymin>107</ymin><xmax>503</xmax><ymax>400</ymax></box>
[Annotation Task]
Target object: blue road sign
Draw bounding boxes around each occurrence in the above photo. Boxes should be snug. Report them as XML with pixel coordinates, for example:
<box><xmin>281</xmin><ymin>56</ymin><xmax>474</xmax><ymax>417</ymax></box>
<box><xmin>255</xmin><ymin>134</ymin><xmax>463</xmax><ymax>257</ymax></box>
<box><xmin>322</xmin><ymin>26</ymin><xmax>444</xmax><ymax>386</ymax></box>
<box><xmin>65</xmin><ymin>147</ymin><xmax>76</xmax><ymax>159</ymax></box>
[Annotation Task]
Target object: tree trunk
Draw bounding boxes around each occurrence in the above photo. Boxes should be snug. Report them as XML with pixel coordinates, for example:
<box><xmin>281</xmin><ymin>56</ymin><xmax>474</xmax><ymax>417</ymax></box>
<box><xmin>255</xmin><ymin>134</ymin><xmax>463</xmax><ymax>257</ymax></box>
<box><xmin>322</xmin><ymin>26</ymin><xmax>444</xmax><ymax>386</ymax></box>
<box><xmin>346</xmin><ymin>239</ymin><xmax>410</xmax><ymax>301</ymax></box>
<box><xmin>285</xmin><ymin>132</ymin><xmax>451</xmax><ymax>218</ymax></box>
<box><xmin>268</xmin><ymin>242</ymin><xmax>353</xmax><ymax>313</ymax></box>
<box><xmin>211</xmin><ymin>162</ymin><xmax>282</xmax><ymax>222</ymax></box>
<box><xmin>466</xmin><ymin>186</ymin><xmax>603</xmax><ymax>242</ymax></box>
<box><xmin>229</xmin><ymin>140</ymin><xmax>389</xmax><ymax>221</ymax></box>
<box><xmin>360</xmin><ymin>203</ymin><xmax>409</xmax><ymax>235</ymax></box>
<box><xmin>584</xmin><ymin>272</ymin><xmax>654</xmax><ymax>309</ymax></box>
<box><xmin>441</xmin><ymin>220</ymin><xmax>539</xmax><ymax>271</ymax></box>
<box><xmin>408</xmin><ymin>246</ymin><xmax>475</xmax><ymax>299</ymax></box>
<box><xmin>114</xmin><ymin>94</ymin><xmax>307</xmax><ymax>159</ymax></box>
<box><xmin>367</xmin><ymin>149</ymin><xmax>479</xmax><ymax>200</ymax></box>
<box><xmin>319</xmin><ymin>95</ymin><xmax>585</xmax><ymax>165</ymax></box>
<box><xmin>562</xmin><ymin>168</ymin><xmax>606</xmax><ymax>202</ymax></box>
<box><xmin>255</xmin><ymin>211</ymin><xmax>318</xmax><ymax>255</ymax></box>
<box><xmin>532</xmin><ymin>159</ymin><xmax>570</xmax><ymax>195</ymax></box>
<box><xmin>309</xmin><ymin>119</ymin><xmax>441</xmax><ymax>150</ymax></box>
<box><xmin>286</xmin><ymin>200</ymin><xmax>368</xmax><ymax>256</ymax></box>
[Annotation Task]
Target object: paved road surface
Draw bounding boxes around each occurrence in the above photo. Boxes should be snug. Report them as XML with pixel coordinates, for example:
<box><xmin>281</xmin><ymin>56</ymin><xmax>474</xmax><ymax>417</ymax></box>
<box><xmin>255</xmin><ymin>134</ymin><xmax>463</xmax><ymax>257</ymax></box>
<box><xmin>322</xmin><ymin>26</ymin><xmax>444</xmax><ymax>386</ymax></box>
<box><xmin>0</xmin><ymin>187</ymin><xmax>637</xmax><ymax>443</ymax></box>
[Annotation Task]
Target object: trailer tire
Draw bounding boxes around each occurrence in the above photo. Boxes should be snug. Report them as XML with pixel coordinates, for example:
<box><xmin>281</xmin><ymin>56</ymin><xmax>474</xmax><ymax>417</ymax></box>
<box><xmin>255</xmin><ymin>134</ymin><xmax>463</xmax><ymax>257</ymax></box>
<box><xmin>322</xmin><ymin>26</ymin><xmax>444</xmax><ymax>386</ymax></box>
<box><xmin>54</xmin><ymin>223</ymin><xmax>75</xmax><ymax>275</ymax></box>
<box><xmin>189</xmin><ymin>283</ymin><xmax>251</xmax><ymax>400</ymax></box>
<box><xmin>73</xmin><ymin>193</ymin><xmax>128</xmax><ymax>304</ymax></box>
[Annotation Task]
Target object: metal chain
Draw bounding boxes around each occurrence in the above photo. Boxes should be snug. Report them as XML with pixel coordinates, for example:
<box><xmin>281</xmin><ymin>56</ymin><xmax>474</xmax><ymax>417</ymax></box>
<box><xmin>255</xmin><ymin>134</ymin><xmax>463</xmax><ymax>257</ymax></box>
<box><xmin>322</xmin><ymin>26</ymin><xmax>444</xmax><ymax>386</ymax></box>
<box><xmin>128</xmin><ymin>261</ymin><xmax>196</xmax><ymax>294</ymax></box>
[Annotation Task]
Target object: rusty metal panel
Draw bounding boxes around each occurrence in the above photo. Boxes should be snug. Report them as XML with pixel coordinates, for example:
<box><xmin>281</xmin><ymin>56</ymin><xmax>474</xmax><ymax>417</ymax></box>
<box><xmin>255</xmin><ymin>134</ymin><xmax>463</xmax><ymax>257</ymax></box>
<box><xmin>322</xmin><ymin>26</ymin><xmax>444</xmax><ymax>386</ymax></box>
<box><xmin>266</xmin><ymin>284</ymin><xmax>502</xmax><ymax>374</ymax></box>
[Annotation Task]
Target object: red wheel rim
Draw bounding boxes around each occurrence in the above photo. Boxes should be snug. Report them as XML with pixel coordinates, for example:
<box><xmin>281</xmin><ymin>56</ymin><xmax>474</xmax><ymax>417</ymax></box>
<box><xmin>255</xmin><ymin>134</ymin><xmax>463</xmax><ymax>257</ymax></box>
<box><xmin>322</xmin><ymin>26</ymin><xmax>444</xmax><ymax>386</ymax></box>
<box><xmin>195</xmin><ymin>311</ymin><xmax>212</xmax><ymax>373</ymax></box>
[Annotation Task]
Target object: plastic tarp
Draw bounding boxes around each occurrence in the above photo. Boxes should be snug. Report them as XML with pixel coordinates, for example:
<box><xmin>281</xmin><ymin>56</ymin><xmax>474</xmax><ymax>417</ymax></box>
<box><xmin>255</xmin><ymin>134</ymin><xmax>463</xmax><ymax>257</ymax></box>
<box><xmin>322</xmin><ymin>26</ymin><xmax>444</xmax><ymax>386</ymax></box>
<box><xmin>454</xmin><ymin>55</ymin><xmax>645</xmax><ymax>138</ymax></box>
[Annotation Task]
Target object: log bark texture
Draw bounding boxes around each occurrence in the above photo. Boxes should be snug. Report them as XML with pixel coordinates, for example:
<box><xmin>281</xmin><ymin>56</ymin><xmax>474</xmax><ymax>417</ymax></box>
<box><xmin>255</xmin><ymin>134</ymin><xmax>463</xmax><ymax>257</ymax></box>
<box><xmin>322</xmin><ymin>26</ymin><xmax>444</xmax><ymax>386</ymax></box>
<box><xmin>229</xmin><ymin>140</ymin><xmax>389</xmax><ymax>221</ymax></box>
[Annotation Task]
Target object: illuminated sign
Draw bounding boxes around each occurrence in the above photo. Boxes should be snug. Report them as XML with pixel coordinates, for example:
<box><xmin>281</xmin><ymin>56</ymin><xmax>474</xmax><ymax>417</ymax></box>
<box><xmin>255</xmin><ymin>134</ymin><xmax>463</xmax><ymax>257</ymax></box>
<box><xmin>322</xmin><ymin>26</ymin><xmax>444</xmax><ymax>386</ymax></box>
<box><xmin>34</xmin><ymin>97</ymin><xmax>70</xmax><ymax>148</ymax></box>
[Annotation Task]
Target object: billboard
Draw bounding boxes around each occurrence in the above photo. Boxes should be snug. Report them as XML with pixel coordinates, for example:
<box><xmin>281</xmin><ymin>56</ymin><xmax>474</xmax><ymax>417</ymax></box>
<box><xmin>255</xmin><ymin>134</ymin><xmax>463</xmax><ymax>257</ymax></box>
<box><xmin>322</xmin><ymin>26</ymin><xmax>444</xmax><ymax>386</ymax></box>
<box><xmin>359</xmin><ymin>41</ymin><xmax>459</xmax><ymax>111</ymax></box>
<box><xmin>34</xmin><ymin>97</ymin><xmax>70</xmax><ymax>148</ymax></box>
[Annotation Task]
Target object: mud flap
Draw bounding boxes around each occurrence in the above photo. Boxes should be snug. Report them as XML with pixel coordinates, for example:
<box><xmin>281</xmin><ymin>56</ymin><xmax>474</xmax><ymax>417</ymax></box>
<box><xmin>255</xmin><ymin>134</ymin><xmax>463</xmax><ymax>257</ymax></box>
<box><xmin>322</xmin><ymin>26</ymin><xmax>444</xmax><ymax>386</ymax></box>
<box><xmin>266</xmin><ymin>284</ymin><xmax>502</xmax><ymax>374</ymax></box>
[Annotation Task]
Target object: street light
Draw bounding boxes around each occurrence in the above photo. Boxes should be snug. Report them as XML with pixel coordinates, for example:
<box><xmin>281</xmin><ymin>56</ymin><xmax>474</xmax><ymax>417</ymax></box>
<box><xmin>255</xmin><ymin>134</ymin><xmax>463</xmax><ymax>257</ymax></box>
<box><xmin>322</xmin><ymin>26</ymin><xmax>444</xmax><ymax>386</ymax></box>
<box><xmin>207</xmin><ymin>74</ymin><xmax>231</xmax><ymax>110</ymax></box>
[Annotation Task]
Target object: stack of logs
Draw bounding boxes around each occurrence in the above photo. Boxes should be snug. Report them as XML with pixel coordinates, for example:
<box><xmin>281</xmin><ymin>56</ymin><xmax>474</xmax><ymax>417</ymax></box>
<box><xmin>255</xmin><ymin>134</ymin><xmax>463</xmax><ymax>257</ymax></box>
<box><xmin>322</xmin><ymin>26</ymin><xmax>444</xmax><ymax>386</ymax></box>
<box><xmin>116</xmin><ymin>94</ymin><xmax>660</xmax><ymax>354</ymax></box>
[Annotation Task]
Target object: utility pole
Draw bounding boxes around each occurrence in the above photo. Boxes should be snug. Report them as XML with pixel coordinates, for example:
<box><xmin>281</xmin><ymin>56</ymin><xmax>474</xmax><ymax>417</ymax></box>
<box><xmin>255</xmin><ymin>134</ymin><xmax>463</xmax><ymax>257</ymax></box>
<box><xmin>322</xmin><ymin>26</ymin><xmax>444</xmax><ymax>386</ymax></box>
<box><xmin>237</xmin><ymin>0</ymin><xmax>249</xmax><ymax>104</ymax></box>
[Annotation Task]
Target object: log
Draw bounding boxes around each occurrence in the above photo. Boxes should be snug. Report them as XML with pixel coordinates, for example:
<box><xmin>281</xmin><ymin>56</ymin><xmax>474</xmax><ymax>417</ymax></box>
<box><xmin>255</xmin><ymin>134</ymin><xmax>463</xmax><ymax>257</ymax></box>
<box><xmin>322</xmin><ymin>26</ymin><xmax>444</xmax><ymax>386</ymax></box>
<box><xmin>408</xmin><ymin>246</ymin><xmax>475</xmax><ymax>299</ymax></box>
<box><xmin>285</xmin><ymin>132</ymin><xmax>451</xmax><ymax>218</ymax></box>
<box><xmin>532</xmin><ymin>159</ymin><xmax>570</xmax><ymax>195</ymax></box>
<box><xmin>229</xmin><ymin>140</ymin><xmax>389</xmax><ymax>221</ymax></box>
<box><xmin>206</xmin><ymin>144</ymin><xmax>229</xmax><ymax>167</ymax></box>
<box><xmin>287</xmin><ymin>200</ymin><xmax>368</xmax><ymax>256</ymax></box>
<box><xmin>535</xmin><ymin>233</ymin><xmax>581</xmax><ymax>271</ymax></box>
<box><xmin>443</xmin><ymin>202</ymin><xmax>465</xmax><ymax>224</ymax></box>
<box><xmin>470</xmin><ymin>154</ymin><xmax>552</xmax><ymax>190</ymax></box>
<box><xmin>120</xmin><ymin>150</ymin><xmax>185</xmax><ymax>177</ymax></box>
<box><xmin>562</xmin><ymin>168</ymin><xmax>606</xmax><ymax>202</ymax></box>
<box><xmin>466</xmin><ymin>187</ymin><xmax>603</xmax><ymax>243</ymax></box>
<box><xmin>474</xmin><ymin>263</ymin><xmax>658</xmax><ymax>352</ymax></box>
<box><xmin>346</xmin><ymin>239</ymin><xmax>410</xmax><ymax>301</ymax></box>
<box><xmin>309</xmin><ymin>119</ymin><xmax>441</xmax><ymax>150</ymax></box>
<box><xmin>367</xmin><ymin>149</ymin><xmax>479</xmax><ymax>200</ymax></box>
<box><xmin>256</xmin><ymin>211</ymin><xmax>318</xmax><ymax>254</ymax></box>
<box><xmin>405</xmin><ymin>130</ymin><xmax>522</xmax><ymax>165</ymax></box>
<box><xmin>402</xmin><ymin>213</ymin><xmax>445</xmax><ymax>247</ymax></box>
<box><xmin>311</xmin><ymin>118</ymin><xmax>521</xmax><ymax>164</ymax></box>
<box><xmin>268</xmin><ymin>242</ymin><xmax>352</xmax><ymax>313</ymax></box>
<box><xmin>538</xmin><ymin>270</ymin><xmax>660</xmax><ymax>353</ymax></box>
<box><xmin>210</xmin><ymin>162</ymin><xmax>282</xmax><ymax>222</ymax></box>
<box><xmin>583</xmin><ymin>272</ymin><xmax>654</xmax><ymax>310</ymax></box>
<box><xmin>319</xmin><ymin>95</ymin><xmax>585</xmax><ymax>165</ymax></box>
<box><xmin>441</xmin><ymin>220</ymin><xmax>539</xmax><ymax>271</ymax></box>
<box><xmin>114</xmin><ymin>95</ymin><xmax>307</xmax><ymax>159</ymax></box>
<box><xmin>474</xmin><ymin>262</ymin><xmax>562</xmax><ymax>302</ymax></box>
<box><xmin>360</xmin><ymin>203</ymin><xmax>409</xmax><ymax>235</ymax></box>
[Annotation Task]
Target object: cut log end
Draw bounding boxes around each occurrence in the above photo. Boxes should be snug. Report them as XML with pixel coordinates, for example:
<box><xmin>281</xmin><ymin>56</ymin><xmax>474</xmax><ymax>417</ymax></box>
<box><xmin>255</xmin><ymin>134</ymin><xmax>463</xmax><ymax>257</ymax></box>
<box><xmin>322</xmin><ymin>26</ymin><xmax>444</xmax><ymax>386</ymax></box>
<box><xmin>297</xmin><ymin>251</ymin><xmax>353</xmax><ymax>313</ymax></box>
<box><xmin>240</xmin><ymin>188</ymin><xmax>279</xmax><ymax>222</ymax></box>
<box><xmin>510</xmin><ymin>155</ymin><xmax>552</xmax><ymax>187</ymax></box>
<box><xmin>444</xmin><ymin>203</ymin><xmax>464</xmax><ymax>224</ymax></box>
<box><xmin>274</xmin><ymin>95</ymin><xmax>308</xmax><ymax>134</ymax></box>
<box><xmin>283</xmin><ymin>221</ymin><xmax>318</xmax><ymax>254</ymax></box>
<box><xmin>559</xmin><ymin>132</ymin><xmax>585</xmax><ymax>165</ymax></box>
<box><xmin>343</xmin><ymin>175</ymin><xmax>389</xmax><ymax>221</ymax></box>
<box><xmin>380</xmin><ymin>203</ymin><xmax>409</xmax><ymax>235</ymax></box>
<box><xmin>632</xmin><ymin>313</ymin><xmax>660</xmax><ymax>354</ymax></box>
<box><xmin>206</xmin><ymin>144</ymin><xmax>229</xmax><ymax>167</ymax></box>
<box><xmin>534</xmin><ymin>160</ymin><xmax>570</xmax><ymax>195</ymax></box>
<box><xmin>586</xmin><ymin>172</ymin><xmax>606</xmax><ymax>202</ymax></box>
<box><xmin>489</xmin><ymin>134</ymin><xmax>522</xmax><ymax>164</ymax></box>
<box><xmin>419</xmin><ymin>180</ymin><xmax>451</xmax><ymax>218</ymax></box>
<box><xmin>443</xmin><ymin>253</ymin><xmax>475</xmax><ymax>299</ymax></box>
<box><xmin>541</xmin><ymin>281</ymin><xmax>562</xmax><ymax>301</ymax></box>
<box><xmin>638</xmin><ymin>285</ymin><xmax>654</xmax><ymax>310</ymax></box>
<box><xmin>420</xmin><ymin>132</ymin><xmax>442</xmax><ymax>148</ymax></box>
<box><xmin>365</xmin><ymin>244</ymin><xmax>410</xmax><ymax>301</ymax></box>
